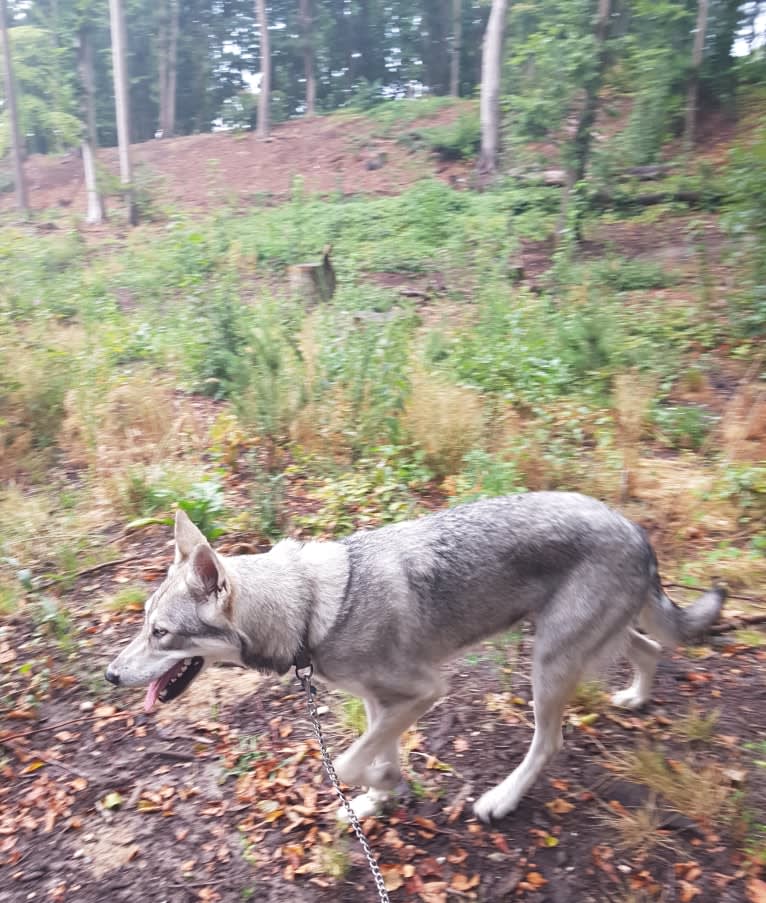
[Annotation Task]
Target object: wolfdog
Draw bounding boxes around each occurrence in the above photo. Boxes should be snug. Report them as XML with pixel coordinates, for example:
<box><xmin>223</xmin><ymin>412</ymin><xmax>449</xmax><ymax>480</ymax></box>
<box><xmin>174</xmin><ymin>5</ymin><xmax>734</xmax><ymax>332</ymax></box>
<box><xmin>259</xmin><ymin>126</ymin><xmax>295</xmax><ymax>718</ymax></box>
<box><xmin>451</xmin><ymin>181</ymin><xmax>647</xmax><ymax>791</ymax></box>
<box><xmin>106</xmin><ymin>493</ymin><xmax>724</xmax><ymax>822</ymax></box>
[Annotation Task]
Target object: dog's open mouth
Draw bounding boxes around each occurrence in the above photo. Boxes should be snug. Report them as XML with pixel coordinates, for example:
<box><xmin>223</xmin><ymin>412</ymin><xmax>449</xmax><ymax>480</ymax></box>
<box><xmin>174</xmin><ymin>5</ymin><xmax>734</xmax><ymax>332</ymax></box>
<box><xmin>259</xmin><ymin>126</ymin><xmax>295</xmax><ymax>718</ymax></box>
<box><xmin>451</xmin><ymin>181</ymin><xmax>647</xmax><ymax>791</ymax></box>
<box><xmin>144</xmin><ymin>657</ymin><xmax>204</xmax><ymax>712</ymax></box>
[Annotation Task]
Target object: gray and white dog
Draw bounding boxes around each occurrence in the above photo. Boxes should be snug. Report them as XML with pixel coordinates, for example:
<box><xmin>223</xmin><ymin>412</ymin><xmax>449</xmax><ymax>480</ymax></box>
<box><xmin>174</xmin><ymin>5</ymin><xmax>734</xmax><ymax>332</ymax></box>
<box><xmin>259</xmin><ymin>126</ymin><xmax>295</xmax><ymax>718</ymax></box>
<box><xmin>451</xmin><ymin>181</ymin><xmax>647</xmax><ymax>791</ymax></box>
<box><xmin>106</xmin><ymin>492</ymin><xmax>724</xmax><ymax>822</ymax></box>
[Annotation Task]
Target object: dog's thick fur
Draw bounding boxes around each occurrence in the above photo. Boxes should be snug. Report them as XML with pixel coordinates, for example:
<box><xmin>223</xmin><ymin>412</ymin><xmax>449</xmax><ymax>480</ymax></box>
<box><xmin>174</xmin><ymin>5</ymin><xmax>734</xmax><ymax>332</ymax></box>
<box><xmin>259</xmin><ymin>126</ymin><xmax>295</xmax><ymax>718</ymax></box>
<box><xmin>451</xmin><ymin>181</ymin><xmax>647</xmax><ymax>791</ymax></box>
<box><xmin>106</xmin><ymin>492</ymin><xmax>724</xmax><ymax>821</ymax></box>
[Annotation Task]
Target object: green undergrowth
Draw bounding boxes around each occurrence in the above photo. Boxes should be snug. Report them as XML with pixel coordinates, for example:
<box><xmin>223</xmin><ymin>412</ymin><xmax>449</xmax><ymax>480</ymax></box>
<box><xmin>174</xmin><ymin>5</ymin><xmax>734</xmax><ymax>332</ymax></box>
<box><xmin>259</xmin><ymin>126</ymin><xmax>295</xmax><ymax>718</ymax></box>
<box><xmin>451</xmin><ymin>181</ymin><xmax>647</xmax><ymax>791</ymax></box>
<box><xmin>0</xmin><ymin>172</ymin><xmax>762</xmax><ymax>574</ymax></box>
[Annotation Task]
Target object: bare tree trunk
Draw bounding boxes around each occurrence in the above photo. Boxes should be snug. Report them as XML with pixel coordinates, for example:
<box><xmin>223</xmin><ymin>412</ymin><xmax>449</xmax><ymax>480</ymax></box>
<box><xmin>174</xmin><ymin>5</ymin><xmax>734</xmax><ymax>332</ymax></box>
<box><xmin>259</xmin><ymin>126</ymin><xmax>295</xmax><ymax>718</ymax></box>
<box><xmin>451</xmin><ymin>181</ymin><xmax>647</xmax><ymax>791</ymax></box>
<box><xmin>79</xmin><ymin>26</ymin><xmax>99</xmax><ymax>151</ymax></box>
<box><xmin>78</xmin><ymin>27</ymin><xmax>104</xmax><ymax>224</ymax></box>
<box><xmin>158</xmin><ymin>0</ymin><xmax>179</xmax><ymax>137</ymax></box>
<box><xmin>0</xmin><ymin>0</ymin><xmax>28</xmax><ymax>215</ymax></box>
<box><xmin>477</xmin><ymin>0</ymin><xmax>508</xmax><ymax>176</ymax></box>
<box><xmin>108</xmin><ymin>0</ymin><xmax>137</xmax><ymax>224</ymax></box>
<box><xmin>255</xmin><ymin>0</ymin><xmax>270</xmax><ymax>138</ymax></box>
<box><xmin>558</xmin><ymin>0</ymin><xmax>611</xmax><ymax>241</ymax></box>
<box><xmin>450</xmin><ymin>0</ymin><xmax>462</xmax><ymax>97</ymax></box>
<box><xmin>166</xmin><ymin>0</ymin><xmax>179</xmax><ymax>135</ymax></box>
<box><xmin>683</xmin><ymin>0</ymin><xmax>709</xmax><ymax>151</ymax></box>
<box><xmin>299</xmin><ymin>0</ymin><xmax>316</xmax><ymax>116</ymax></box>
<box><xmin>157</xmin><ymin>6</ymin><xmax>168</xmax><ymax>133</ymax></box>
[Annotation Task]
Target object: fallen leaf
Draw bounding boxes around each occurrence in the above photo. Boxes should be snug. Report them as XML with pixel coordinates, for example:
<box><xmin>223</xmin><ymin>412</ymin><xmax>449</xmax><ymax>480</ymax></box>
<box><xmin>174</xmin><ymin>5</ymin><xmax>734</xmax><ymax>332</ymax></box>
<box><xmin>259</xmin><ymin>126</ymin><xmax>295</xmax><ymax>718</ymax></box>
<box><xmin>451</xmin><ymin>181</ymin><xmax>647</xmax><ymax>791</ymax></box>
<box><xmin>380</xmin><ymin>864</ymin><xmax>404</xmax><ymax>892</ymax></box>
<box><xmin>102</xmin><ymin>791</ymin><xmax>124</xmax><ymax>810</ymax></box>
<box><xmin>525</xmin><ymin>871</ymin><xmax>548</xmax><ymax>888</ymax></box>
<box><xmin>679</xmin><ymin>880</ymin><xmax>701</xmax><ymax>902</ymax></box>
<box><xmin>747</xmin><ymin>877</ymin><xmax>766</xmax><ymax>903</ymax></box>
<box><xmin>450</xmin><ymin>873</ymin><xmax>480</xmax><ymax>891</ymax></box>
<box><xmin>447</xmin><ymin>848</ymin><xmax>469</xmax><ymax>865</ymax></box>
<box><xmin>546</xmin><ymin>798</ymin><xmax>575</xmax><ymax>815</ymax></box>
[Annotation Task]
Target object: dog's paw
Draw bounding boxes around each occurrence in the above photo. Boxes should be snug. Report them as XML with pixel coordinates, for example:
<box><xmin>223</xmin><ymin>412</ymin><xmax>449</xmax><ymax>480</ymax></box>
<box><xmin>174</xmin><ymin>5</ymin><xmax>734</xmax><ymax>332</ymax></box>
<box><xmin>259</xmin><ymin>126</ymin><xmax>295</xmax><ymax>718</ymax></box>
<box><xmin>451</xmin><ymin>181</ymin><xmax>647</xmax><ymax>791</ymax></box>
<box><xmin>473</xmin><ymin>784</ymin><xmax>519</xmax><ymax>823</ymax></box>
<box><xmin>611</xmin><ymin>688</ymin><xmax>648</xmax><ymax>710</ymax></box>
<box><xmin>336</xmin><ymin>788</ymin><xmax>392</xmax><ymax>823</ymax></box>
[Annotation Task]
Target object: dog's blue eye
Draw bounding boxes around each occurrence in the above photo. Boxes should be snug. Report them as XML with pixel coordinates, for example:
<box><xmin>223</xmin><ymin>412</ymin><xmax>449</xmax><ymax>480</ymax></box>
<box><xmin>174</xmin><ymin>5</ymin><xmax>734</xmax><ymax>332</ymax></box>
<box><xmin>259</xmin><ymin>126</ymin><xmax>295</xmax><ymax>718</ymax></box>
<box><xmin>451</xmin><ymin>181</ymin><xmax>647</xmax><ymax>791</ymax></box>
<box><xmin>152</xmin><ymin>627</ymin><xmax>168</xmax><ymax>638</ymax></box>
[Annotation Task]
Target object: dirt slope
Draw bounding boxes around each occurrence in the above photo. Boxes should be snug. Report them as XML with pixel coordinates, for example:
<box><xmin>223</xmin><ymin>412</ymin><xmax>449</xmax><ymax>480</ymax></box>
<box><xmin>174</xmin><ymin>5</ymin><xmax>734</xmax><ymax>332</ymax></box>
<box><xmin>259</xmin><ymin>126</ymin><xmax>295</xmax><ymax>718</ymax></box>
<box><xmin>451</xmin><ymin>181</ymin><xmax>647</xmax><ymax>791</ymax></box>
<box><xmin>3</xmin><ymin>104</ymin><xmax>473</xmax><ymax>215</ymax></box>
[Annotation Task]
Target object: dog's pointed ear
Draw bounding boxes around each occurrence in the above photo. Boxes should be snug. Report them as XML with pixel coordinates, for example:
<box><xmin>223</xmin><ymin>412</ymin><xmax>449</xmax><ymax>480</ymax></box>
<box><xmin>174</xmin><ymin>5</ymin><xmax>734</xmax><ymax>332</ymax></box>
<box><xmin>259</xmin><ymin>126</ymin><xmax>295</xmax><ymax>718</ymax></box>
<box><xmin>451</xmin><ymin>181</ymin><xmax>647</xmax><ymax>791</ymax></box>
<box><xmin>190</xmin><ymin>543</ymin><xmax>226</xmax><ymax>598</ymax></box>
<box><xmin>174</xmin><ymin>509</ymin><xmax>208</xmax><ymax>563</ymax></box>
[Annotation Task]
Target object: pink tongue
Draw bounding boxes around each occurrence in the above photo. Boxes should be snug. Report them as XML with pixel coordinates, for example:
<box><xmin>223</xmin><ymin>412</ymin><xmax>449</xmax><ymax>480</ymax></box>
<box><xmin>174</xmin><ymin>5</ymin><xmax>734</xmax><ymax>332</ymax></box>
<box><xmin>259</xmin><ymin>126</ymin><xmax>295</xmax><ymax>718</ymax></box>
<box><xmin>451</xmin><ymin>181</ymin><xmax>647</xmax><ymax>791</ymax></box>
<box><xmin>143</xmin><ymin>660</ymin><xmax>185</xmax><ymax>713</ymax></box>
<box><xmin>144</xmin><ymin>680</ymin><xmax>161</xmax><ymax>713</ymax></box>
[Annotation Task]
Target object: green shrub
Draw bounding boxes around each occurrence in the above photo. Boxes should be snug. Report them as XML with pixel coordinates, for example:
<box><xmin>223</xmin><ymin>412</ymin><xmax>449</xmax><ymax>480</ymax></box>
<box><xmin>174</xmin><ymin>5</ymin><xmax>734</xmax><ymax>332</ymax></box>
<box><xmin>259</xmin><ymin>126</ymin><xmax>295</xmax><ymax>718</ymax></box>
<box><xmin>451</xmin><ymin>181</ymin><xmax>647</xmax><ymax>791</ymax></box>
<box><xmin>451</xmin><ymin>450</ymin><xmax>525</xmax><ymax>504</ymax></box>
<box><xmin>420</xmin><ymin>112</ymin><xmax>481</xmax><ymax>161</ymax></box>
<box><xmin>294</xmin><ymin>447</ymin><xmax>430</xmax><ymax>536</ymax></box>
<box><xmin>652</xmin><ymin>403</ymin><xmax>716</xmax><ymax>451</ymax></box>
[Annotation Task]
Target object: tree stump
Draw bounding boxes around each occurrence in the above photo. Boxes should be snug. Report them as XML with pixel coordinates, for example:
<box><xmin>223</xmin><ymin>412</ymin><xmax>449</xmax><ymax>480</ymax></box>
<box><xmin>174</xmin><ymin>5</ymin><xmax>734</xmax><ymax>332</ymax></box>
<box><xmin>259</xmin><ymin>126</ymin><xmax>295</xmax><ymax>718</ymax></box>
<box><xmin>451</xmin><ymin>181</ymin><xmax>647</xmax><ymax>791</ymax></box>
<box><xmin>288</xmin><ymin>245</ymin><xmax>336</xmax><ymax>305</ymax></box>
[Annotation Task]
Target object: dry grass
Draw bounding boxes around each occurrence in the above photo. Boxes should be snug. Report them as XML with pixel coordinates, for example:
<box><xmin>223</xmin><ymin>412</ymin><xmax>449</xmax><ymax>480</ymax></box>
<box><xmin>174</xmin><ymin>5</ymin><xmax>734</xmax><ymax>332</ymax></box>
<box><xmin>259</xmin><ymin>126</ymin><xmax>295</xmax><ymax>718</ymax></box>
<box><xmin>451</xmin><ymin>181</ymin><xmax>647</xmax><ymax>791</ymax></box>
<box><xmin>402</xmin><ymin>369</ymin><xmax>485</xmax><ymax>478</ymax></box>
<box><xmin>609</xmin><ymin>744</ymin><xmax>741</xmax><ymax>832</ymax></box>
<box><xmin>721</xmin><ymin>382</ymin><xmax>766</xmax><ymax>463</ymax></box>
<box><xmin>670</xmin><ymin>706</ymin><xmax>719</xmax><ymax>745</ymax></box>
<box><xmin>0</xmin><ymin>484</ymin><xmax>106</xmax><ymax>585</ymax></box>
<box><xmin>613</xmin><ymin>371</ymin><xmax>657</xmax><ymax>500</ymax></box>
<box><xmin>598</xmin><ymin>796</ymin><xmax>673</xmax><ymax>855</ymax></box>
<box><xmin>60</xmin><ymin>370</ymin><xmax>208</xmax><ymax>511</ymax></box>
<box><xmin>290</xmin><ymin>384</ymin><xmax>355</xmax><ymax>463</ymax></box>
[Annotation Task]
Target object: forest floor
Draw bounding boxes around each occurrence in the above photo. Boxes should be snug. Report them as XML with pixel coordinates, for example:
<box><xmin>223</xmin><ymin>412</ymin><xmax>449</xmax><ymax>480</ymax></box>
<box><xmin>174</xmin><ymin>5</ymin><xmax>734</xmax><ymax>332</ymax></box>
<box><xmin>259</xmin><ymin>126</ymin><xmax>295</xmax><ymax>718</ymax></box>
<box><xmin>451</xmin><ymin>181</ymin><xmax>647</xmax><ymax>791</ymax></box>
<box><xmin>1</xmin><ymin>530</ymin><xmax>765</xmax><ymax>903</ymax></box>
<box><xmin>0</xmin><ymin>490</ymin><xmax>764</xmax><ymax>903</ymax></box>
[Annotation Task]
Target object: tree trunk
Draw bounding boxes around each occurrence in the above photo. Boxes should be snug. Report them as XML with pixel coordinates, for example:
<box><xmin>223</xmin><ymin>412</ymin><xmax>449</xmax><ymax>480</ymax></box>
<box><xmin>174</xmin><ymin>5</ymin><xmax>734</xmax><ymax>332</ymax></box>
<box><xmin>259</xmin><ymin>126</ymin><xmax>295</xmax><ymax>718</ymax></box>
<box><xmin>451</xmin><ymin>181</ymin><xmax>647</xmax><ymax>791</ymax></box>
<box><xmin>558</xmin><ymin>0</ymin><xmax>611</xmax><ymax>241</ymax></box>
<box><xmin>158</xmin><ymin>0</ymin><xmax>179</xmax><ymax>137</ymax></box>
<box><xmin>81</xmin><ymin>141</ymin><xmax>104</xmax><ymax>224</ymax></box>
<box><xmin>78</xmin><ymin>27</ymin><xmax>104</xmax><ymax>224</ymax></box>
<box><xmin>108</xmin><ymin>0</ymin><xmax>137</xmax><ymax>224</ymax></box>
<box><xmin>450</xmin><ymin>0</ymin><xmax>462</xmax><ymax>97</ymax></box>
<box><xmin>683</xmin><ymin>0</ymin><xmax>709</xmax><ymax>151</ymax></box>
<box><xmin>78</xmin><ymin>26</ymin><xmax>99</xmax><ymax>151</ymax></box>
<box><xmin>255</xmin><ymin>0</ymin><xmax>270</xmax><ymax>138</ymax></box>
<box><xmin>166</xmin><ymin>0</ymin><xmax>179</xmax><ymax>135</ymax></box>
<box><xmin>299</xmin><ymin>0</ymin><xmax>316</xmax><ymax>116</ymax></box>
<box><xmin>477</xmin><ymin>0</ymin><xmax>508</xmax><ymax>176</ymax></box>
<box><xmin>0</xmin><ymin>0</ymin><xmax>29</xmax><ymax>215</ymax></box>
<box><xmin>157</xmin><ymin>8</ymin><xmax>168</xmax><ymax>133</ymax></box>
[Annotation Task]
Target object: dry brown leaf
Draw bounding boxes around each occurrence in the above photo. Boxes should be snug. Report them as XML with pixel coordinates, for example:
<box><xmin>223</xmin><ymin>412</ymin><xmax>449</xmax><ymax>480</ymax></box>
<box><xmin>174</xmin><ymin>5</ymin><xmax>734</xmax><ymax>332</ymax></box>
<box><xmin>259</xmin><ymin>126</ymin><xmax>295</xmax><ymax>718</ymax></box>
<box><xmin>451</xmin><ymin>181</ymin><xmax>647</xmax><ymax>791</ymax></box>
<box><xmin>679</xmin><ymin>880</ymin><xmax>701</xmax><ymax>902</ymax></box>
<box><xmin>525</xmin><ymin>871</ymin><xmax>548</xmax><ymax>887</ymax></box>
<box><xmin>546</xmin><ymin>797</ymin><xmax>575</xmax><ymax>815</ymax></box>
<box><xmin>747</xmin><ymin>878</ymin><xmax>766</xmax><ymax>903</ymax></box>
<box><xmin>419</xmin><ymin>880</ymin><xmax>448</xmax><ymax>903</ymax></box>
<box><xmin>380</xmin><ymin>864</ymin><xmax>405</xmax><ymax>892</ymax></box>
<box><xmin>450</xmin><ymin>873</ymin><xmax>480</xmax><ymax>891</ymax></box>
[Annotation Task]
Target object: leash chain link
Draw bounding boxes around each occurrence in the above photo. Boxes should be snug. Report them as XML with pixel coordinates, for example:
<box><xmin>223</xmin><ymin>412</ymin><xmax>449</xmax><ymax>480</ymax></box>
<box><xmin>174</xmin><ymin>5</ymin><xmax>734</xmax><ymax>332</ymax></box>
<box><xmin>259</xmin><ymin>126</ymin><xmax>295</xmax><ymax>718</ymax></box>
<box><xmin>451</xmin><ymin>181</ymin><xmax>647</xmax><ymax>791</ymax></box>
<box><xmin>297</xmin><ymin>666</ymin><xmax>391</xmax><ymax>903</ymax></box>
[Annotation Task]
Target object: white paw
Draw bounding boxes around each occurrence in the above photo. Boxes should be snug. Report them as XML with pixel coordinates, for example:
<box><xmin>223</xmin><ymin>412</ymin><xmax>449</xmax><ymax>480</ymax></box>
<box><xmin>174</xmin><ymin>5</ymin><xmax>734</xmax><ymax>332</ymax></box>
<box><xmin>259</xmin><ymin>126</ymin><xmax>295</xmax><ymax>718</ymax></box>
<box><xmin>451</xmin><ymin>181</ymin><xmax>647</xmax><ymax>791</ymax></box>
<box><xmin>473</xmin><ymin>784</ymin><xmax>520</xmax><ymax>823</ymax></box>
<box><xmin>611</xmin><ymin>688</ymin><xmax>648</xmax><ymax>710</ymax></box>
<box><xmin>336</xmin><ymin>788</ymin><xmax>392</xmax><ymax>822</ymax></box>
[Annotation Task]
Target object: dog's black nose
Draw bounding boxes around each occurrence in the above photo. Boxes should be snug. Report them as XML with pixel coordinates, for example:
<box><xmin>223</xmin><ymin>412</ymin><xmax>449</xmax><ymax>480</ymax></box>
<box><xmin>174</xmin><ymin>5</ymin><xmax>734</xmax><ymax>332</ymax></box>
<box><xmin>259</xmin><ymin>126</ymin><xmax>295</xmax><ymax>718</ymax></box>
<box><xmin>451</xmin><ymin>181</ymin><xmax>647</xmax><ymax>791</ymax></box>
<box><xmin>104</xmin><ymin>667</ymin><xmax>121</xmax><ymax>686</ymax></box>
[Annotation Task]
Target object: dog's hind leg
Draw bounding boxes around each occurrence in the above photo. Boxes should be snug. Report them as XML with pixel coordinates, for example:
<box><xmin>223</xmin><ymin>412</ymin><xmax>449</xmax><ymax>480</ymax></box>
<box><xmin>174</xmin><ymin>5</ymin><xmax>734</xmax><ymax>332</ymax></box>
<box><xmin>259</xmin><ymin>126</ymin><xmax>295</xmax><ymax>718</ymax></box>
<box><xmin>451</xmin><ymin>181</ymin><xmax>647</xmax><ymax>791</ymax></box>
<box><xmin>611</xmin><ymin>628</ymin><xmax>660</xmax><ymax>710</ymax></box>
<box><xmin>473</xmin><ymin>646</ymin><xmax>577</xmax><ymax>822</ymax></box>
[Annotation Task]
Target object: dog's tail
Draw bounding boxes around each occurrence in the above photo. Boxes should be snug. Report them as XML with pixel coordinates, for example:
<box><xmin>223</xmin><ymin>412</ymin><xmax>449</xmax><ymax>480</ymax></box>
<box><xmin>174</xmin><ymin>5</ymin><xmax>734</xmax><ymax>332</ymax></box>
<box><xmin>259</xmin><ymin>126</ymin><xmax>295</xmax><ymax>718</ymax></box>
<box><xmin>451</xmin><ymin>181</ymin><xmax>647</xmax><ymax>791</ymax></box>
<box><xmin>641</xmin><ymin>580</ymin><xmax>726</xmax><ymax>646</ymax></box>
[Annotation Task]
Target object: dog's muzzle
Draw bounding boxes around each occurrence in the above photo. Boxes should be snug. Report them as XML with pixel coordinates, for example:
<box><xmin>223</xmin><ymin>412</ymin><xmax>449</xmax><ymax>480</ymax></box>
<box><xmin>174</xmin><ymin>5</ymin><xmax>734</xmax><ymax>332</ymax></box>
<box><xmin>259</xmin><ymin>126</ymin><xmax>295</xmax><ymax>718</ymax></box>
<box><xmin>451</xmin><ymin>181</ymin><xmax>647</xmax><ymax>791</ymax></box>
<box><xmin>104</xmin><ymin>667</ymin><xmax>121</xmax><ymax>686</ymax></box>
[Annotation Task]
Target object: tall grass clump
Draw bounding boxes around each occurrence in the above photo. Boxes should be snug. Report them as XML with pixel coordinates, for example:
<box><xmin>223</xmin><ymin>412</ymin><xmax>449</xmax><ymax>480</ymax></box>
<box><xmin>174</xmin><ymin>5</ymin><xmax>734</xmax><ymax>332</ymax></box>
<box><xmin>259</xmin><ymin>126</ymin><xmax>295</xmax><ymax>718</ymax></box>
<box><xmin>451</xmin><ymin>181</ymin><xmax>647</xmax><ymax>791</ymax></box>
<box><xmin>402</xmin><ymin>370</ymin><xmax>485</xmax><ymax>478</ymax></box>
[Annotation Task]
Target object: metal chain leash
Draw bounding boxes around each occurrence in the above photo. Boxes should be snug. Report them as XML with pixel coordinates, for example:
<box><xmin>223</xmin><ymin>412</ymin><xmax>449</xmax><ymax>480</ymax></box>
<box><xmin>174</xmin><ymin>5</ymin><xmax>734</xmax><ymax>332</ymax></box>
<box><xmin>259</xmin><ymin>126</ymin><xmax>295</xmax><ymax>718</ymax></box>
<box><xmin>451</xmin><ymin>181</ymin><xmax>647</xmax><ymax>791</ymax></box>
<box><xmin>296</xmin><ymin>665</ymin><xmax>392</xmax><ymax>903</ymax></box>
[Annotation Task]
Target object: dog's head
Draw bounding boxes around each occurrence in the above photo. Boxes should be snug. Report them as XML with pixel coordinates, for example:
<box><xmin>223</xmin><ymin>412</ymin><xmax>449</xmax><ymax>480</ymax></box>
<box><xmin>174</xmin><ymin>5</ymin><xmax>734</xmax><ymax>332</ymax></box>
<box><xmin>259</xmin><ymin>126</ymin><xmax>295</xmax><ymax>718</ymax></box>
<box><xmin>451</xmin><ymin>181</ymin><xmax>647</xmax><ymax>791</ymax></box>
<box><xmin>105</xmin><ymin>509</ymin><xmax>241</xmax><ymax>711</ymax></box>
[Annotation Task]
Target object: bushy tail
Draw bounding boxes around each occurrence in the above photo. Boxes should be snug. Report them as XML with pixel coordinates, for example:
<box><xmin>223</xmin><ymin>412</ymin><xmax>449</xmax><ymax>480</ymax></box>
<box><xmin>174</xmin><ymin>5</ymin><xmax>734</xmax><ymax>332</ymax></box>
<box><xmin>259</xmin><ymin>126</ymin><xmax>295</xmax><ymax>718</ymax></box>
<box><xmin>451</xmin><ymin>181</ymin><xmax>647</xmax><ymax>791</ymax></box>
<box><xmin>640</xmin><ymin>583</ymin><xmax>726</xmax><ymax>646</ymax></box>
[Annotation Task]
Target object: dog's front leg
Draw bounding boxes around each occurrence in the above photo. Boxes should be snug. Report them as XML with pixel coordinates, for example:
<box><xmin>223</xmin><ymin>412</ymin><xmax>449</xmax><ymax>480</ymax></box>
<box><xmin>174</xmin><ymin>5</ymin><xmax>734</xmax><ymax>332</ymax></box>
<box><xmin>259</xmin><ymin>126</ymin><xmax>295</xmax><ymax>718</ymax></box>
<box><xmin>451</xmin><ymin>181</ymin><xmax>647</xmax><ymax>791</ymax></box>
<box><xmin>334</xmin><ymin>686</ymin><xmax>442</xmax><ymax>817</ymax></box>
